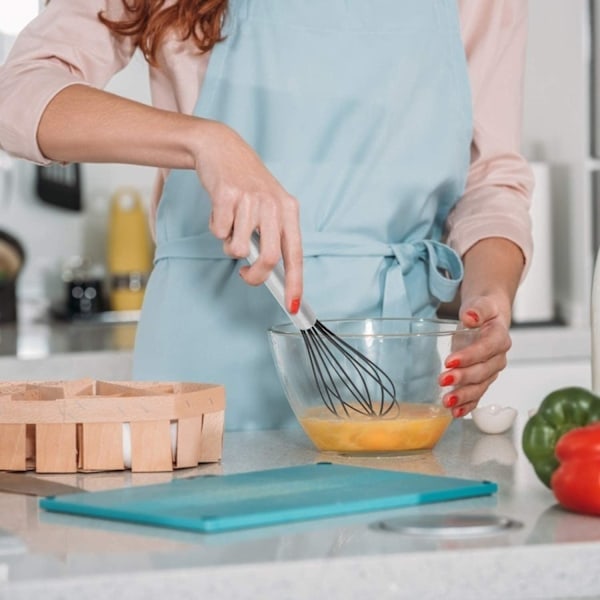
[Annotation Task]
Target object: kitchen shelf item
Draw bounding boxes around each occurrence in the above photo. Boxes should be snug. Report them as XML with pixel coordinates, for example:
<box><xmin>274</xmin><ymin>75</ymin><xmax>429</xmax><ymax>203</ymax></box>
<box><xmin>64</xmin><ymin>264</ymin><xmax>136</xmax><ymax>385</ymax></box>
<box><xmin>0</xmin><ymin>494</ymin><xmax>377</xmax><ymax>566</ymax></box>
<box><xmin>248</xmin><ymin>232</ymin><xmax>397</xmax><ymax>418</ymax></box>
<box><xmin>107</xmin><ymin>187</ymin><xmax>153</xmax><ymax>311</ymax></box>
<box><xmin>269</xmin><ymin>317</ymin><xmax>479</xmax><ymax>455</ymax></box>
<box><xmin>39</xmin><ymin>463</ymin><xmax>498</xmax><ymax>533</ymax></box>
<box><xmin>0</xmin><ymin>379</ymin><xmax>225</xmax><ymax>473</ymax></box>
<box><xmin>35</xmin><ymin>163</ymin><xmax>82</xmax><ymax>212</ymax></box>
<box><xmin>60</xmin><ymin>256</ymin><xmax>107</xmax><ymax>318</ymax></box>
<box><xmin>0</xmin><ymin>229</ymin><xmax>25</xmax><ymax>324</ymax></box>
<box><xmin>511</xmin><ymin>162</ymin><xmax>555</xmax><ymax>324</ymax></box>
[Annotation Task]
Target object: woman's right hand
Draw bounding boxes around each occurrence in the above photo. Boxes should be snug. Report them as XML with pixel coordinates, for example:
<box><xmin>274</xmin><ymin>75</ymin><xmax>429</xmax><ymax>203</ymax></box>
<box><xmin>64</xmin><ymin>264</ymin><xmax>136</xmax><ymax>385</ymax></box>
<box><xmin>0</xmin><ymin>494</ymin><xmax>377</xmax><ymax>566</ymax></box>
<box><xmin>35</xmin><ymin>85</ymin><xmax>303</xmax><ymax>311</ymax></box>
<box><xmin>192</xmin><ymin>120</ymin><xmax>303</xmax><ymax>314</ymax></box>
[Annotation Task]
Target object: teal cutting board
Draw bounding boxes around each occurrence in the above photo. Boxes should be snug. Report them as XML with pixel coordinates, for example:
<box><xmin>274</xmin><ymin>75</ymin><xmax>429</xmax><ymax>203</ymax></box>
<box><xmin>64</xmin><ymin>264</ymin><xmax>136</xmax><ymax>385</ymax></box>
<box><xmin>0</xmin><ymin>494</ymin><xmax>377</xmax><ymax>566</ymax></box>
<box><xmin>39</xmin><ymin>463</ymin><xmax>497</xmax><ymax>533</ymax></box>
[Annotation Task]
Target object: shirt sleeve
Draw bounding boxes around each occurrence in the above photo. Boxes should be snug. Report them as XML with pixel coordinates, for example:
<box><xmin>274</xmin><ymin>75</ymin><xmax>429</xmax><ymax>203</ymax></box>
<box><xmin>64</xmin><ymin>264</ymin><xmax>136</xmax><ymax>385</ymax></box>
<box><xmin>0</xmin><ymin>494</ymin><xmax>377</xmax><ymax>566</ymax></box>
<box><xmin>0</xmin><ymin>0</ymin><xmax>136</xmax><ymax>164</ymax></box>
<box><xmin>446</xmin><ymin>0</ymin><xmax>535</xmax><ymax>272</ymax></box>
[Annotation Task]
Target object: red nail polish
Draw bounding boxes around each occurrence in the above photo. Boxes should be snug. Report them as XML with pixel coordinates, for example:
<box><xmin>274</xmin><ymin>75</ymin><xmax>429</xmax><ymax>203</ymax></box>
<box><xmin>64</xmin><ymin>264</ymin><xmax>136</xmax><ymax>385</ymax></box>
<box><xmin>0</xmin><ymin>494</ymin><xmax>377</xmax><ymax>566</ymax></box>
<box><xmin>454</xmin><ymin>407</ymin><xmax>465</xmax><ymax>418</ymax></box>
<box><xmin>445</xmin><ymin>395</ymin><xmax>458</xmax><ymax>408</ymax></box>
<box><xmin>290</xmin><ymin>298</ymin><xmax>301</xmax><ymax>315</ymax></box>
<box><xmin>446</xmin><ymin>358</ymin><xmax>460</xmax><ymax>369</ymax></box>
<box><xmin>466</xmin><ymin>310</ymin><xmax>480</xmax><ymax>324</ymax></box>
<box><xmin>440</xmin><ymin>374</ymin><xmax>455</xmax><ymax>387</ymax></box>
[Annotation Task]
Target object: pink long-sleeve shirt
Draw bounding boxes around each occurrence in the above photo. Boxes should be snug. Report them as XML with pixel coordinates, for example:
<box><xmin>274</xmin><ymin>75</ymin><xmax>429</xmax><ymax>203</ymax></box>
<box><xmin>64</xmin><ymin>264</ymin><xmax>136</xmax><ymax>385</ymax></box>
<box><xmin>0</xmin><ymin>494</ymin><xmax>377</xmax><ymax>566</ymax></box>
<box><xmin>0</xmin><ymin>0</ymin><xmax>534</xmax><ymax>266</ymax></box>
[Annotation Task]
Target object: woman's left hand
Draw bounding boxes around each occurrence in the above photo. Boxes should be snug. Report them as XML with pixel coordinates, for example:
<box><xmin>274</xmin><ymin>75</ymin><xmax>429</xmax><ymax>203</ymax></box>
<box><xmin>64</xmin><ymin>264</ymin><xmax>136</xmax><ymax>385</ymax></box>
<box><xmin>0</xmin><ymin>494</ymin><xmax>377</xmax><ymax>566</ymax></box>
<box><xmin>438</xmin><ymin>295</ymin><xmax>512</xmax><ymax>418</ymax></box>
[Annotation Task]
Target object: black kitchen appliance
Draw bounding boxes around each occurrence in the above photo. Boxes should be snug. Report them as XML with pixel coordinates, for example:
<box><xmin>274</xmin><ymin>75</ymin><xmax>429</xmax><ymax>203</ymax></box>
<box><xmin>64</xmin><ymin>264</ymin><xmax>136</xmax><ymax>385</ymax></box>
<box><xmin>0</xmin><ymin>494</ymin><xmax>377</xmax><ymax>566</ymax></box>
<box><xmin>0</xmin><ymin>229</ymin><xmax>25</xmax><ymax>324</ymax></box>
<box><xmin>35</xmin><ymin>163</ymin><xmax>82</xmax><ymax>211</ymax></box>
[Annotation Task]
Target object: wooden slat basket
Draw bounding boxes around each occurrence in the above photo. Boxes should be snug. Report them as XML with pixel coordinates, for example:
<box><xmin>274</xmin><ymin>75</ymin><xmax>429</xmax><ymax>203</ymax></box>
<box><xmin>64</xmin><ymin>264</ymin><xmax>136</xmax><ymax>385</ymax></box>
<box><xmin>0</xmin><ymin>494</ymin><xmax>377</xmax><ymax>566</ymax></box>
<box><xmin>0</xmin><ymin>379</ymin><xmax>225</xmax><ymax>473</ymax></box>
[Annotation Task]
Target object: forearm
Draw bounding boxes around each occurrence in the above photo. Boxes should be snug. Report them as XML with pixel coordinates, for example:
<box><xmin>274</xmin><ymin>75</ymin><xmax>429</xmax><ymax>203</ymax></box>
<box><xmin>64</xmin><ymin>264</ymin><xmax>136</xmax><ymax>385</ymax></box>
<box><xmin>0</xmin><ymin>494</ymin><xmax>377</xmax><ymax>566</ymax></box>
<box><xmin>37</xmin><ymin>84</ymin><xmax>206</xmax><ymax>169</ymax></box>
<box><xmin>459</xmin><ymin>237</ymin><xmax>525</xmax><ymax>325</ymax></box>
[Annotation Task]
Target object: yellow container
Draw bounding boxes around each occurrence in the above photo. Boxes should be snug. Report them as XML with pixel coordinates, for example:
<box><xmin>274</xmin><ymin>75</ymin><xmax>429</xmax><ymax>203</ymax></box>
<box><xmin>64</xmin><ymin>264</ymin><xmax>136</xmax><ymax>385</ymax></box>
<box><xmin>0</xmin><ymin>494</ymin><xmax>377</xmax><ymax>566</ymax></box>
<box><xmin>106</xmin><ymin>187</ymin><xmax>152</xmax><ymax>311</ymax></box>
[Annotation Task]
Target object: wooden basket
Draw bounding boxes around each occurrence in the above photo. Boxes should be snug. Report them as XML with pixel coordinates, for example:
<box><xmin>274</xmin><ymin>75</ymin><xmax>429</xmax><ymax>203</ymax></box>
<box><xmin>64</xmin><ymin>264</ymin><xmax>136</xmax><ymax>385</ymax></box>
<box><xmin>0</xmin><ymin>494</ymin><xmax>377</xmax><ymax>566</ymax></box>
<box><xmin>0</xmin><ymin>379</ymin><xmax>225</xmax><ymax>473</ymax></box>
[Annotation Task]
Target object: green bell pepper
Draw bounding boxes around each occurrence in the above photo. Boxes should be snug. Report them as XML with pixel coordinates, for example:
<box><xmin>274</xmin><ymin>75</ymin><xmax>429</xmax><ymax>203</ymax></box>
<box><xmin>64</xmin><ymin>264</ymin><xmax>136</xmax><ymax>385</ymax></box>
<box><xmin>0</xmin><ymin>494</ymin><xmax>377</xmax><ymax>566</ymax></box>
<box><xmin>522</xmin><ymin>386</ymin><xmax>600</xmax><ymax>488</ymax></box>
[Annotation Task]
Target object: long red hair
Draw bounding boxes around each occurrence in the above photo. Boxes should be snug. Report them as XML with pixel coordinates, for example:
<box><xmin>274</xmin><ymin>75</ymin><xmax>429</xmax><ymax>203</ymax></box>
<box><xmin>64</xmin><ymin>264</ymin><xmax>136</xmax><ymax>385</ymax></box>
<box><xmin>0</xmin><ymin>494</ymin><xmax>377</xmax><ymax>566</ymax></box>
<box><xmin>98</xmin><ymin>0</ymin><xmax>229</xmax><ymax>64</ymax></box>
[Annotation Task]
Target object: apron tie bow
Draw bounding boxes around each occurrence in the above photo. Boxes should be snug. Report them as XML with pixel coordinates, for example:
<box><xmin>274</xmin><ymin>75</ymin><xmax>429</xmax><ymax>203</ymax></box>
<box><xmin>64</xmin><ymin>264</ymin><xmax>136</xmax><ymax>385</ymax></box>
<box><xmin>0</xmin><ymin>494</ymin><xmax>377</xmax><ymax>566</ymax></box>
<box><xmin>155</xmin><ymin>232</ymin><xmax>463</xmax><ymax>317</ymax></box>
<box><xmin>384</xmin><ymin>239</ymin><xmax>463</xmax><ymax>316</ymax></box>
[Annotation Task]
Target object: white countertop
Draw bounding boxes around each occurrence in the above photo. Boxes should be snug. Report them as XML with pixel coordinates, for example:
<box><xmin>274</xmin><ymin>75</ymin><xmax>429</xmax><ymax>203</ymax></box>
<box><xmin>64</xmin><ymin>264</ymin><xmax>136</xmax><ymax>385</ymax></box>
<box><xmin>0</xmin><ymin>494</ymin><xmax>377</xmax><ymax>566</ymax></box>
<box><xmin>1</xmin><ymin>417</ymin><xmax>600</xmax><ymax>600</ymax></box>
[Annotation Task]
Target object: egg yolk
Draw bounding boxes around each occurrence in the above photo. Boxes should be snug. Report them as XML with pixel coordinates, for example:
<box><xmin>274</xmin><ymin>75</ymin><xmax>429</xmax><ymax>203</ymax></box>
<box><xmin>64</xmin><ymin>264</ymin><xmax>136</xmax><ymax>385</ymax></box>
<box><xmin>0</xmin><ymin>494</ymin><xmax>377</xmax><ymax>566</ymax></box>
<box><xmin>299</xmin><ymin>403</ymin><xmax>452</xmax><ymax>453</ymax></box>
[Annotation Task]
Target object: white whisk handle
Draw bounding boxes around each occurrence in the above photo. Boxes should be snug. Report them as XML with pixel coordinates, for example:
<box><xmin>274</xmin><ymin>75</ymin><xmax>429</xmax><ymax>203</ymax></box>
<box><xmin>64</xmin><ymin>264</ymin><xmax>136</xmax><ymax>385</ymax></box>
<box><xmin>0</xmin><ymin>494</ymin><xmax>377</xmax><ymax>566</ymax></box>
<box><xmin>248</xmin><ymin>233</ymin><xmax>316</xmax><ymax>330</ymax></box>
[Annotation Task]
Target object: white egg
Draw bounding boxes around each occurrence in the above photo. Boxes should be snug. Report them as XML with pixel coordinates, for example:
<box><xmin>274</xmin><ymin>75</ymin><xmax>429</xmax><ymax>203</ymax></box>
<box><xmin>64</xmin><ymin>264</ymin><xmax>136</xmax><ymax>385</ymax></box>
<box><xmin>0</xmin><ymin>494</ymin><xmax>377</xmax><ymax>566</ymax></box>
<box><xmin>471</xmin><ymin>404</ymin><xmax>517</xmax><ymax>435</ymax></box>
<box><xmin>122</xmin><ymin>422</ymin><xmax>178</xmax><ymax>469</ymax></box>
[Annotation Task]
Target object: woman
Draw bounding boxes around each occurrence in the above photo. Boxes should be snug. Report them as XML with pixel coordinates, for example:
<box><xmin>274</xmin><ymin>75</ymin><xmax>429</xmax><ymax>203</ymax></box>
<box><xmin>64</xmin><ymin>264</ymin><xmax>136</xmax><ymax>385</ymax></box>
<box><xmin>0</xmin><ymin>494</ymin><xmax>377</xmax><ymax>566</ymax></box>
<box><xmin>0</xmin><ymin>0</ymin><xmax>533</xmax><ymax>430</ymax></box>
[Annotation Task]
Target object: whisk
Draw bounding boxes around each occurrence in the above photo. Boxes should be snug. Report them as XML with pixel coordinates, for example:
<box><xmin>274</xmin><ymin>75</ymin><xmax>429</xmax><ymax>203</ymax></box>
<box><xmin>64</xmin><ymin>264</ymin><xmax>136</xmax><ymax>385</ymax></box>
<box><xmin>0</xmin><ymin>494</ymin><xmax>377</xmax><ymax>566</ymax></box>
<box><xmin>247</xmin><ymin>233</ymin><xmax>398</xmax><ymax>418</ymax></box>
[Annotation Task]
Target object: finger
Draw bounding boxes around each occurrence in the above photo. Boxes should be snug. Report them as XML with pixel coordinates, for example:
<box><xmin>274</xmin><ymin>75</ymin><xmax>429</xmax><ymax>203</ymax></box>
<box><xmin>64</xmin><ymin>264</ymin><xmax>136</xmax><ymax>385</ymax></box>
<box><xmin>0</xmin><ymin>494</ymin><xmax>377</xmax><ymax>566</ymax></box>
<box><xmin>223</xmin><ymin>194</ymin><xmax>256</xmax><ymax>259</ymax></box>
<box><xmin>241</xmin><ymin>195</ymin><xmax>284</xmax><ymax>285</ymax></box>
<box><xmin>280</xmin><ymin>196</ymin><xmax>303</xmax><ymax>314</ymax></box>
<box><xmin>242</xmin><ymin>221</ymin><xmax>282</xmax><ymax>287</ymax></box>
<box><xmin>443</xmin><ymin>374</ymin><xmax>498</xmax><ymax>416</ymax></box>
<box><xmin>452</xmin><ymin>400</ymin><xmax>478</xmax><ymax>418</ymax></box>
<box><xmin>209</xmin><ymin>196</ymin><xmax>235</xmax><ymax>241</ymax></box>
<box><xmin>451</xmin><ymin>384</ymin><xmax>495</xmax><ymax>417</ymax></box>
<box><xmin>439</xmin><ymin>350</ymin><xmax>507</xmax><ymax>391</ymax></box>
<box><xmin>445</xmin><ymin>321</ymin><xmax>511</xmax><ymax>370</ymax></box>
<box><xmin>459</xmin><ymin>296</ymin><xmax>495</xmax><ymax>329</ymax></box>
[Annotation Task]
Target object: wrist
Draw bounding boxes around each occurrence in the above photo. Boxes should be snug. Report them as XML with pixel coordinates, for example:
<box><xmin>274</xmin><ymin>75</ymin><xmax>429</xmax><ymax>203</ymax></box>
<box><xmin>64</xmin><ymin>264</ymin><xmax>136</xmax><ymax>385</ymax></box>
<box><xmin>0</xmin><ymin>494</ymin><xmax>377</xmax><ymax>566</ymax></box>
<box><xmin>187</xmin><ymin>118</ymin><xmax>233</xmax><ymax>171</ymax></box>
<box><xmin>460</xmin><ymin>237</ymin><xmax>524</xmax><ymax>323</ymax></box>
<box><xmin>186</xmin><ymin>117</ymin><xmax>214</xmax><ymax>169</ymax></box>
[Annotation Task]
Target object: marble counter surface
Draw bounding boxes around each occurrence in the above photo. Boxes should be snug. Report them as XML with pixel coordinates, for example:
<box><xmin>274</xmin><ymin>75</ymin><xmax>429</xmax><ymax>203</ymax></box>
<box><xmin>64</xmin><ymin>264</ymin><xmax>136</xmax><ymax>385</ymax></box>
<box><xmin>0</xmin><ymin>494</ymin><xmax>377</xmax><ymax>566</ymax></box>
<box><xmin>1</xmin><ymin>417</ymin><xmax>600</xmax><ymax>600</ymax></box>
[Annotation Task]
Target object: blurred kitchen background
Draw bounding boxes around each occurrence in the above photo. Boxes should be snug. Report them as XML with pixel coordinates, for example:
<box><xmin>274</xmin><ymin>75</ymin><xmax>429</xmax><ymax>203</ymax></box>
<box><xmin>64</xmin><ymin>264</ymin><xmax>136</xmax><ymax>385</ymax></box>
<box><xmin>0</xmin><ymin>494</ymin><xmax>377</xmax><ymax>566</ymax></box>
<box><xmin>0</xmin><ymin>2</ymin><xmax>154</xmax><ymax>323</ymax></box>
<box><xmin>0</xmin><ymin>0</ymin><xmax>598</xmax><ymax>413</ymax></box>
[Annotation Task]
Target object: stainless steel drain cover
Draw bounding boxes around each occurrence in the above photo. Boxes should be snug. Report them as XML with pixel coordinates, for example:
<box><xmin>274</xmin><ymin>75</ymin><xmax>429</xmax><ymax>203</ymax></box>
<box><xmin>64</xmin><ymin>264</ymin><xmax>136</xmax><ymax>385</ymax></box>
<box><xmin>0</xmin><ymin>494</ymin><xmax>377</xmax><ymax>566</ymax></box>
<box><xmin>372</xmin><ymin>514</ymin><xmax>522</xmax><ymax>537</ymax></box>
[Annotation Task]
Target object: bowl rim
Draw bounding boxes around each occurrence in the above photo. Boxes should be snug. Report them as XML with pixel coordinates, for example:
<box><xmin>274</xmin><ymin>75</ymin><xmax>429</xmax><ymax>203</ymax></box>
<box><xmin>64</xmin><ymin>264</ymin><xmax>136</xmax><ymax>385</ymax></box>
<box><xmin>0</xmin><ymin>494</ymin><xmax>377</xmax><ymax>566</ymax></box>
<box><xmin>268</xmin><ymin>317</ymin><xmax>478</xmax><ymax>338</ymax></box>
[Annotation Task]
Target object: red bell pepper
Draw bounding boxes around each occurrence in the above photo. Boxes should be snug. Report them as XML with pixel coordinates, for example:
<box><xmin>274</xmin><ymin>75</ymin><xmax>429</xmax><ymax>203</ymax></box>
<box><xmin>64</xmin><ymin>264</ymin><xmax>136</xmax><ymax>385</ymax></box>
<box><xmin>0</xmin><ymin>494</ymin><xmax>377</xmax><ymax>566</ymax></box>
<box><xmin>550</xmin><ymin>422</ymin><xmax>600</xmax><ymax>516</ymax></box>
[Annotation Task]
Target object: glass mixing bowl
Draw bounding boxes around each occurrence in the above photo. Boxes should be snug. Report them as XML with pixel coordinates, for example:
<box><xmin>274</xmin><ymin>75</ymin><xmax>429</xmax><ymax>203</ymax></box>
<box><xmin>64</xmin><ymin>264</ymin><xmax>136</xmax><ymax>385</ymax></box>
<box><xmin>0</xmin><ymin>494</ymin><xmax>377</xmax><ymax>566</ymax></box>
<box><xmin>268</xmin><ymin>317</ymin><xmax>479</xmax><ymax>455</ymax></box>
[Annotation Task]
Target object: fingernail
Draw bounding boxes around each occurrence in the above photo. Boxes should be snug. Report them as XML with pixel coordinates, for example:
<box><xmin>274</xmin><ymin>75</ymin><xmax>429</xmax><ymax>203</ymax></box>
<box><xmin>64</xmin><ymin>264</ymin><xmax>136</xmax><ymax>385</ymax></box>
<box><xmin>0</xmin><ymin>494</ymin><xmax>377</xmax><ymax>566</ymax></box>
<box><xmin>445</xmin><ymin>395</ymin><xmax>458</xmax><ymax>408</ymax></box>
<box><xmin>445</xmin><ymin>358</ymin><xmax>460</xmax><ymax>369</ymax></box>
<box><xmin>290</xmin><ymin>298</ymin><xmax>301</xmax><ymax>315</ymax></box>
<box><xmin>440</xmin><ymin>374</ymin><xmax>455</xmax><ymax>387</ymax></box>
<box><xmin>466</xmin><ymin>310</ymin><xmax>480</xmax><ymax>324</ymax></box>
<box><xmin>454</xmin><ymin>406</ymin><xmax>465</xmax><ymax>418</ymax></box>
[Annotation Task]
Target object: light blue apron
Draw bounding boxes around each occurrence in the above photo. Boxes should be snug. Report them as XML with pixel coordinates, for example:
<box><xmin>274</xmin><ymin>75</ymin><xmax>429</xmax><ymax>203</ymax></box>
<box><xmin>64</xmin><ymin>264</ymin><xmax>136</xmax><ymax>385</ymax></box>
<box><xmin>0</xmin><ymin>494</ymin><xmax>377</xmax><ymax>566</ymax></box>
<box><xmin>133</xmin><ymin>0</ymin><xmax>473</xmax><ymax>431</ymax></box>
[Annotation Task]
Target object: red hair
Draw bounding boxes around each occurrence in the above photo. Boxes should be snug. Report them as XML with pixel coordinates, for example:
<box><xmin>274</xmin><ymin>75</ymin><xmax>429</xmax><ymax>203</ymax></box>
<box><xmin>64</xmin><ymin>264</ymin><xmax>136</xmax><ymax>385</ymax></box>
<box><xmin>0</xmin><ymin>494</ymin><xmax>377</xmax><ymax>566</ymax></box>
<box><xmin>98</xmin><ymin>0</ymin><xmax>228</xmax><ymax>65</ymax></box>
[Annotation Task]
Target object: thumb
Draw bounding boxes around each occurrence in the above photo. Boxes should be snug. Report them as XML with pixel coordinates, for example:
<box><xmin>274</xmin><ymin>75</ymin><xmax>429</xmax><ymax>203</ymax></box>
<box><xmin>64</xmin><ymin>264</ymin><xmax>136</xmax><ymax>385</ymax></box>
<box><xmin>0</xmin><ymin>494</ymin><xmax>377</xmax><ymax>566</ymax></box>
<box><xmin>459</xmin><ymin>296</ymin><xmax>495</xmax><ymax>328</ymax></box>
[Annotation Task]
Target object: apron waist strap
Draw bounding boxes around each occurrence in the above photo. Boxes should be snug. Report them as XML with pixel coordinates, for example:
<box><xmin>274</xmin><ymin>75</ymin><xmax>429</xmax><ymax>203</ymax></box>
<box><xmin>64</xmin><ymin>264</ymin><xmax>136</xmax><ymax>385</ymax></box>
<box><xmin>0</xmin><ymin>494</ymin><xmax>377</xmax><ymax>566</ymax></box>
<box><xmin>154</xmin><ymin>232</ymin><xmax>463</xmax><ymax>311</ymax></box>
